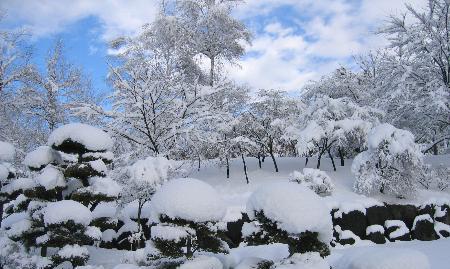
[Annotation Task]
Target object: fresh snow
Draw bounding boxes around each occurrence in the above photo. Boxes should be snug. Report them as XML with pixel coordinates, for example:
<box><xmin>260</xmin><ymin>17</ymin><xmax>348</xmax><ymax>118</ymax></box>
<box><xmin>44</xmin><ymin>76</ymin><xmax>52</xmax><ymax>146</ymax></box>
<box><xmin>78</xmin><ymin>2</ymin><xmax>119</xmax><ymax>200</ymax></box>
<box><xmin>89</xmin><ymin>177</ymin><xmax>122</xmax><ymax>197</ymax></box>
<box><xmin>1</xmin><ymin>177</ymin><xmax>36</xmax><ymax>194</ymax></box>
<box><xmin>332</xmin><ymin>247</ymin><xmax>430</xmax><ymax>269</ymax></box>
<box><xmin>247</xmin><ymin>182</ymin><xmax>332</xmax><ymax>242</ymax></box>
<box><xmin>23</xmin><ymin>146</ymin><xmax>59</xmax><ymax>169</ymax></box>
<box><xmin>151</xmin><ymin>178</ymin><xmax>226</xmax><ymax>222</ymax></box>
<box><xmin>57</xmin><ymin>244</ymin><xmax>89</xmax><ymax>258</ymax></box>
<box><xmin>366</xmin><ymin>225</ymin><xmax>385</xmax><ymax>235</ymax></box>
<box><xmin>177</xmin><ymin>255</ymin><xmax>223</xmax><ymax>269</ymax></box>
<box><xmin>48</xmin><ymin>123</ymin><xmax>113</xmax><ymax>151</ymax></box>
<box><xmin>44</xmin><ymin>200</ymin><xmax>92</xmax><ymax>226</ymax></box>
<box><xmin>151</xmin><ymin>225</ymin><xmax>195</xmax><ymax>242</ymax></box>
<box><xmin>0</xmin><ymin>141</ymin><xmax>15</xmax><ymax>162</ymax></box>
<box><xmin>413</xmin><ymin>214</ymin><xmax>434</xmax><ymax>229</ymax></box>
<box><xmin>385</xmin><ymin>220</ymin><xmax>409</xmax><ymax>238</ymax></box>
<box><xmin>35</xmin><ymin>165</ymin><xmax>65</xmax><ymax>190</ymax></box>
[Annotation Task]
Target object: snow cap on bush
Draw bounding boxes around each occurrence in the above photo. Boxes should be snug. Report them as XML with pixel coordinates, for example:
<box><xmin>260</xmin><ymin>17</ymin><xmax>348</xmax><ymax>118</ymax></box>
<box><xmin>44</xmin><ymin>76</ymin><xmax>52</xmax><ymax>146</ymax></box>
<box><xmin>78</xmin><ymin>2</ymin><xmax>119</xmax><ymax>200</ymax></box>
<box><xmin>44</xmin><ymin>200</ymin><xmax>92</xmax><ymax>225</ymax></box>
<box><xmin>177</xmin><ymin>255</ymin><xmax>223</xmax><ymax>269</ymax></box>
<box><xmin>247</xmin><ymin>182</ymin><xmax>332</xmax><ymax>242</ymax></box>
<box><xmin>48</xmin><ymin>123</ymin><xmax>113</xmax><ymax>152</ymax></box>
<box><xmin>23</xmin><ymin>146</ymin><xmax>60</xmax><ymax>169</ymax></box>
<box><xmin>151</xmin><ymin>178</ymin><xmax>226</xmax><ymax>222</ymax></box>
<box><xmin>290</xmin><ymin>168</ymin><xmax>334</xmax><ymax>196</ymax></box>
<box><xmin>127</xmin><ymin>156</ymin><xmax>173</xmax><ymax>187</ymax></box>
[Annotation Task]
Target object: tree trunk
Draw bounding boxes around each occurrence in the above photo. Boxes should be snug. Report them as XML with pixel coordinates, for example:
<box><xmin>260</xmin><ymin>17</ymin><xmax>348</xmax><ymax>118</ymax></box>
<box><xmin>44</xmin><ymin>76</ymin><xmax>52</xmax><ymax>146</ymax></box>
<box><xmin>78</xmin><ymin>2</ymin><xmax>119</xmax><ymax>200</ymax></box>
<box><xmin>262</xmin><ymin>155</ymin><xmax>265</xmax><ymax>162</ymax></box>
<box><xmin>317</xmin><ymin>153</ymin><xmax>322</xmax><ymax>169</ymax></box>
<box><xmin>198</xmin><ymin>156</ymin><xmax>201</xmax><ymax>171</ymax></box>
<box><xmin>41</xmin><ymin>246</ymin><xmax>47</xmax><ymax>257</ymax></box>
<box><xmin>257</xmin><ymin>154</ymin><xmax>262</xmax><ymax>169</ymax></box>
<box><xmin>268</xmin><ymin>143</ymin><xmax>279</xmax><ymax>172</ymax></box>
<box><xmin>305</xmin><ymin>157</ymin><xmax>309</xmax><ymax>166</ymax></box>
<box><xmin>226</xmin><ymin>157</ymin><xmax>230</xmax><ymax>179</ymax></box>
<box><xmin>136</xmin><ymin>200</ymin><xmax>143</xmax><ymax>249</ymax></box>
<box><xmin>210</xmin><ymin>57</ymin><xmax>215</xmax><ymax>86</ymax></box>
<box><xmin>328</xmin><ymin>149</ymin><xmax>336</xmax><ymax>171</ymax></box>
<box><xmin>0</xmin><ymin>201</ymin><xmax>3</xmax><ymax>227</ymax></box>
<box><xmin>433</xmin><ymin>143</ymin><xmax>439</xmax><ymax>155</ymax></box>
<box><xmin>186</xmin><ymin>236</ymin><xmax>193</xmax><ymax>258</ymax></box>
<box><xmin>338</xmin><ymin>147</ymin><xmax>345</xmax><ymax>166</ymax></box>
<box><xmin>241</xmin><ymin>154</ymin><xmax>249</xmax><ymax>184</ymax></box>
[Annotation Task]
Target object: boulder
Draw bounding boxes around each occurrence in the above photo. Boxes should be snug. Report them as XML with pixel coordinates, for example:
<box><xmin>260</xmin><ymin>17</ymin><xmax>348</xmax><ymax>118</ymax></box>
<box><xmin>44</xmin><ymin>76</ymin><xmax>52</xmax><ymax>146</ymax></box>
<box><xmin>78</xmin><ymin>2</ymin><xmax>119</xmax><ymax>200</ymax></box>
<box><xmin>384</xmin><ymin>220</ymin><xmax>411</xmax><ymax>241</ymax></box>
<box><xmin>386</xmin><ymin>204</ymin><xmax>418</xmax><ymax>229</ymax></box>
<box><xmin>333</xmin><ymin>210</ymin><xmax>367</xmax><ymax>239</ymax></box>
<box><xmin>365</xmin><ymin>225</ymin><xmax>386</xmax><ymax>244</ymax></box>
<box><xmin>412</xmin><ymin>214</ymin><xmax>438</xmax><ymax>241</ymax></box>
<box><xmin>366</xmin><ymin>205</ymin><xmax>392</xmax><ymax>226</ymax></box>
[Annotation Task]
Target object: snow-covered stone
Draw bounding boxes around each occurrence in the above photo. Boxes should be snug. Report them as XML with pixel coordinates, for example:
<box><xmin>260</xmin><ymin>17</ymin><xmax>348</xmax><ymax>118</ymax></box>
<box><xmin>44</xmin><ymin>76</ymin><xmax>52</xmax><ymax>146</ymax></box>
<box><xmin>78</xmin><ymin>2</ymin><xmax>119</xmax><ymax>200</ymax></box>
<box><xmin>247</xmin><ymin>182</ymin><xmax>332</xmax><ymax>242</ymax></box>
<box><xmin>151</xmin><ymin>178</ymin><xmax>226</xmax><ymax>222</ymax></box>
<box><xmin>44</xmin><ymin>200</ymin><xmax>92</xmax><ymax>226</ymax></box>
<box><xmin>48</xmin><ymin>123</ymin><xmax>113</xmax><ymax>152</ymax></box>
<box><xmin>0</xmin><ymin>141</ymin><xmax>15</xmax><ymax>162</ymax></box>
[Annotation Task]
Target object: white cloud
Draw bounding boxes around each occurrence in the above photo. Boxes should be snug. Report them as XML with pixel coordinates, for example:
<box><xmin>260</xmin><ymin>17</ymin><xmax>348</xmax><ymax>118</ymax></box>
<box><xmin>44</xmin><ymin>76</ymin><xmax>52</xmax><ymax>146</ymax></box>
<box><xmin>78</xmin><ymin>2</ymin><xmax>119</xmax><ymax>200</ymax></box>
<box><xmin>0</xmin><ymin>0</ymin><xmax>159</xmax><ymax>39</ymax></box>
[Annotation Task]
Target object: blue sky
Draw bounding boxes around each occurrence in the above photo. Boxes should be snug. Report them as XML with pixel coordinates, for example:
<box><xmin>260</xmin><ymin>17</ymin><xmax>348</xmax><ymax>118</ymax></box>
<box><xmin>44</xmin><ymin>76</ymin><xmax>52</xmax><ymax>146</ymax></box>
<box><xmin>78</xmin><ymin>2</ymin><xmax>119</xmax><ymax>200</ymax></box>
<box><xmin>0</xmin><ymin>0</ymin><xmax>425</xmax><ymax>93</ymax></box>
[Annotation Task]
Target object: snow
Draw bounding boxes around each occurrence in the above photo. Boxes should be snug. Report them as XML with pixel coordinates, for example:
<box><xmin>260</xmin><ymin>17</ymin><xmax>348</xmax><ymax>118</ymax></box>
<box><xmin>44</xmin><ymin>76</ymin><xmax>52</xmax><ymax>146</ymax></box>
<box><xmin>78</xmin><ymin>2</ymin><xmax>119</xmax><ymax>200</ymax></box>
<box><xmin>92</xmin><ymin>202</ymin><xmax>118</xmax><ymax>219</ymax></box>
<box><xmin>35</xmin><ymin>165</ymin><xmax>66</xmax><ymax>190</ymax></box>
<box><xmin>332</xmin><ymin>247</ymin><xmax>430</xmax><ymax>269</ymax></box>
<box><xmin>1</xmin><ymin>212</ymin><xmax>27</xmax><ymax>229</ymax></box>
<box><xmin>6</xmin><ymin>219</ymin><xmax>31</xmax><ymax>237</ymax></box>
<box><xmin>83</xmin><ymin>152</ymin><xmax>114</xmax><ymax>161</ymax></box>
<box><xmin>290</xmin><ymin>168</ymin><xmax>334</xmax><ymax>196</ymax></box>
<box><xmin>151</xmin><ymin>178</ymin><xmax>226</xmax><ymax>222</ymax></box>
<box><xmin>127</xmin><ymin>156</ymin><xmax>173</xmax><ymax>186</ymax></box>
<box><xmin>273</xmin><ymin>252</ymin><xmax>329</xmax><ymax>269</ymax></box>
<box><xmin>0</xmin><ymin>163</ymin><xmax>10</xmax><ymax>180</ymax></box>
<box><xmin>48</xmin><ymin>123</ymin><xmax>113</xmax><ymax>152</ymax></box>
<box><xmin>102</xmin><ymin>229</ymin><xmax>117</xmax><ymax>243</ymax></box>
<box><xmin>43</xmin><ymin>200</ymin><xmax>92</xmax><ymax>226</ymax></box>
<box><xmin>366</xmin><ymin>225</ymin><xmax>385</xmax><ymax>235</ymax></box>
<box><xmin>112</xmin><ymin>265</ymin><xmax>139</xmax><ymax>269</ymax></box>
<box><xmin>246</xmin><ymin>182</ymin><xmax>332</xmax><ymax>242</ymax></box>
<box><xmin>385</xmin><ymin>220</ymin><xmax>409</xmax><ymax>238</ymax></box>
<box><xmin>0</xmin><ymin>141</ymin><xmax>15</xmax><ymax>162</ymax></box>
<box><xmin>434</xmin><ymin>222</ymin><xmax>450</xmax><ymax>236</ymax></box>
<box><xmin>2</xmin><ymin>177</ymin><xmax>37</xmax><ymax>194</ymax></box>
<box><xmin>177</xmin><ymin>256</ymin><xmax>223</xmax><ymax>269</ymax></box>
<box><xmin>151</xmin><ymin>225</ymin><xmax>195</xmax><ymax>242</ymax></box>
<box><xmin>89</xmin><ymin>177</ymin><xmax>122</xmax><ymax>197</ymax></box>
<box><xmin>241</xmin><ymin>222</ymin><xmax>260</xmax><ymax>237</ymax></box>
<box><xmin>228</xmin><ymin>243</ymin><xmax>289</xmax><ymax>267</ymax></box>
<box><xmin>333</xmin><ymin>202</ymin><xmax>366</xmax><ymax>219</ymax></box>
<box><xmin>86</xmin><ymin>226</ymin><xmax>102</xmax><ymax>241</ymax></box>
<box><xmin>57</xmin><ymin>244</ymin><xmax>89</xmax><ymax>258</ymax></box>
<box><xmin>413</xmin><ymin>214</ymin><xmax>433</xmax><ymax>229</ymax></box>
<box><xmin>23</xmin><ymin>146</ymin><xmax>59</xmax><ymax>169</ymax></box>
<box><xmin>367</xmin><ymin>123</ymin><xmax>418</xmax><ymax>155</ymax></box>
<box><xmin>90</xmin><ymin>160</ymin><xmax>107</xmax><ymax>174</ymax></box>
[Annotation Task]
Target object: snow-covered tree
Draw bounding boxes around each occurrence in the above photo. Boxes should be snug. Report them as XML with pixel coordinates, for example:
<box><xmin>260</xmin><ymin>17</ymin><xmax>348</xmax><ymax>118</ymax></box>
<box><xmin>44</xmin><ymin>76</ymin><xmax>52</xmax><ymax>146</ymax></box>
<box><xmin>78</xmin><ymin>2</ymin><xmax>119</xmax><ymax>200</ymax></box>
<box><xmin>147</xmin><ymin>179</ymin><xmax>228</xmax><ymax>264</ymax></box>
<box><xmin>0</xmin><ymin>141</ymin><xmax>16</xmax><ymax>223</ymax></box>
<box><xmin>18</xmin><ymin>40</ymin><xmax>97</xmax><ymax>133</ymax></box>
<box><xmin>352</xmin><ymin>123</ymin><xmax>425</xmax><ymax>197</ymax></box>
<box><xmin>177</xmin><ymin>0</ymin><xmax>251</xmax><ymax>85</ymax></box>
<box><xmin>116</xmin><ymin>156</ymin><xmax>174</xmax><ymax>248</ymax></box>
<box><xmin>295</xmin><ymin>96</ymin><xmax>381</xmax><ymax>170</ymax></box>
<box><xmin>243</xmin><ymin>89</ymin><xmax>301</xmax><ymax>172</ymax></box>
<box><xmin>290</xmin><ymin>168</ymin><xmax>334</xmax><ymax>197</ymax></box>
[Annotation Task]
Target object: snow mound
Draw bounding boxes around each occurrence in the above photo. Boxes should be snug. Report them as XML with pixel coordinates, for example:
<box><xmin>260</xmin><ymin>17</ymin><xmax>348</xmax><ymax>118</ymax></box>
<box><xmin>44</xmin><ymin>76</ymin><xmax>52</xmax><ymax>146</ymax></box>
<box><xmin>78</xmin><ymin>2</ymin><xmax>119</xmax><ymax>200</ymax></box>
<box><xmin>2</xmin><ymin>177</ymin><xmax>37</xmax><ymax>194</ymax></box>
<box><xmin>177</xmin><ymin>256</ymin><xmax>223</xmax><ymax>269</ymax></box>
<box><xmin>89</xmin><ymin>177</ymin><xmax>122</xmax><ymax>197</ymax></box>
<box><xmin>273</xmin><ymin>252</ymin><xmax>329</xmax><ymax>269</ymax></box>
<box><xmin>367</xmin><ymin>123</ymin><xmax>418</xmax><ymax>155</ymax></box>
<box><xmin>151</xmin><ymin>225</ymin><xmax>195</xmax><ymax>242</ymax></box>
<box><xmin>151</xmin><ymin>178</ymin><xmax>226</xmax><ymax>222</ymax></box>
<box><xmin>57</xmin><ymin>244</ymin><xmax>89</xmax><ymax>258</ymax></box>
<box><xmin>247</xmin><ymin>182</ymin><xmax>332</xmax><ymax>242</ymax></box>
<box><xmin>48</xmin><ymin>123</ymin><xmax>113</xmax><ymax>151</ymax></box>
<box><xmin>44</xmin><ymin>200</ymin><xmax>92</xmax><ymax>226</ymax></box>
<box><xmin>92</xmin><ymin>202</ymin><xmax>117</xmax><ymax>219</ymax></box>
<box><xmin>0</xmin><ymin>163</ymin><xmax>8</xmax><ymax>180</ymax></box>
<box><xmin>23</xmin><ymin>146</ymin><xmax>59</xmax><ymax>169</ymax></box>
<box><xmin>113</xmin><ymin>265</ymin><xmax>140</xmax><ymax>269</ymax></box>
<box><xmin>334</xmin><ymin>247</ymin><xmax>430</xmax><ymax>269</ymax></box>
<box><xmin>0</xmin><ymin>141</ymin><xmax>15</xmax><ymax>162</ymax></box>
<box><xmin>128</xmin><ymin>156</ymin><xmax>173</xmax><ymax>186</ymax></box>
<box><xmin>35</xmin><ymin>165</ymin><xmax>65</xmax><ymax>190</ymax></box>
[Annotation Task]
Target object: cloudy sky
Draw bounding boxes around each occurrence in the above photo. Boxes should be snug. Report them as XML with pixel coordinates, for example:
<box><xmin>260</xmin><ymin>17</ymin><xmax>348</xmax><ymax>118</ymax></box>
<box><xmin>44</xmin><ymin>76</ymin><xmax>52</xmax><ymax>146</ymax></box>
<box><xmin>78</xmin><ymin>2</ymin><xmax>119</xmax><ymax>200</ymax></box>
<box><xmin>0</xmin><ymin>0</ymin><xmax>426</xmax><ymax>93</ymax></box>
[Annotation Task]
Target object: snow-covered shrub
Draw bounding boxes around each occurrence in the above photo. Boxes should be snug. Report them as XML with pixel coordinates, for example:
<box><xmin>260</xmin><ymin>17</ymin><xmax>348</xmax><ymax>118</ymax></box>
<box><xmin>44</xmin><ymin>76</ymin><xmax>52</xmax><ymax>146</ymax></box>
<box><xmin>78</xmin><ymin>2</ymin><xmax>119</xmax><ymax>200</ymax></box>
<box><xmin>290</xmin><ymin>168</ymin><xmax>334</xmax><ymax>196</ymax></box>
<box><xmin>52</xmin><ymin>244</ymin><xmax>89</xmax><ymax>267</ymax></box>
<box><xmin>0</xmin><ymin>235</ymin><xmax>52</xmax><ymax>269</ymax></box>
<box><xmin>0</xmin><ymin>141</ymin><xmax>17</xmax><ymax>221</ymax></box>
<box><xmin>177</xmin><ymin>255</ymin><xmax>223</xmax><ymax>269</ymax></box>
<box><xmin>245</xmin><ymin>182</ymin><xmax>332</xmax><ymax>257</ymax></box>
<box><xmin>148</xmin><ymin>178</ymin><xmax>228</xmax><ymax>260</ymax></box>
<box><xmin>352</xmin><ymin>123</ymin><xmax>425</xmax><ymax>197</ymax></box>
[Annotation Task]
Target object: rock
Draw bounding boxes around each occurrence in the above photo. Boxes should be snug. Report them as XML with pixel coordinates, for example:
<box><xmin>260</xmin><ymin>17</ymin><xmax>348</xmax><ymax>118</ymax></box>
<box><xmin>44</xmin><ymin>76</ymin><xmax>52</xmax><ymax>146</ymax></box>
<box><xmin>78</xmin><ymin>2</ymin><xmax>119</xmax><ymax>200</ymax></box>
<box><xmin>412</xmin><ymin>214</ymin><xmax>438</xmax><ymax>241</ymax></box>
<box><xmin>384</xmin><ymin>220</ymin><xmax>411</xmax><ymax>242</ymax></box>
<box><xmin>226</xmin><ymin>215</ymin><xmax>246</xmax><ymax>248</ymax></box>
<box><xmin>418</xmin><ymin>204</ymin><xmax>435</xmax><ymax>218</ymax></box>
<box><xmin>386</xmin><ymin>204</ymin><xmax>418</xmax><ymax>229</ymax></box>
<box><xmin>366</xmin><ymin>205</ymin><xmax>392</xmax><ymax>226</ymax></box>
<box><xmin>333</xmin><ymin>210</ymin><xmax>367</xmax><ymax>239</ymax></box>
<box><xmin>366</xmin><ymin>225</ymin><xmax>386</xmax><ymax>244</ymax></box>
<box><xmin>434</xmin><ymin>204</ymin><xmax>450</xmax><ymax>225</ymax></box>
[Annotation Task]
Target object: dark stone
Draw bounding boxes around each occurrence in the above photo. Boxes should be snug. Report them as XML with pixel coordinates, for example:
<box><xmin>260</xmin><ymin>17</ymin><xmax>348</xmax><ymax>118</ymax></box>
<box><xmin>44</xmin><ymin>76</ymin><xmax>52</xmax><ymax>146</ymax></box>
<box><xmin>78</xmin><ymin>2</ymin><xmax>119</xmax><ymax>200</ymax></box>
<box><xmin>366</xmin><ymin>231</ymin><xmax>386</xmax><ymax>244</ymax></box>
<box><xmin>386</xmin><ymin>204</ymin><xmax>418</xmax><ymax>229</ymax></box>
<box><xmin>412</xmin><ymin>215</ymin><xmax>438</xmax><ymax>241</ymax></box>
<box><xmin>52</xmin><ymin>138</ymin><xmax>91</xmax><ymax>155</ymax></box>
<box><xmin>384</xmin><ymin>221</ymin><xmax>411</xmax><ymax>242</ymax></box>
<box><xmin>226</xmin><ymin>215</ymin><xmax>246</xmax><ymax>248</ymax></box>
<box><xmin>333</xmin><ymin>210</ymin><xmax>367</xmax><ymax>238</ymax></box>
<box><xmin>437</xmin><ymin>229</ymin><xmax>450</xmax><ymax>238</ymax></box>
<box><xmin>418</xmin><ymin>204</ymin><xmax>435</xmax><ymax>218</ymax></box>
<box><xmin>366</xmin><ymin>205</ymin><xmax>392</xmax><ymax>226</ymax></box>
<box><xmin>337</xmin><ymin>237</ymin><xmax>355</xmax><ymax>245</ymax></box>
<box><xmin>435</xmin><ymin>204</ymin><xmax>450</xmax><ymax>225</ymax></box>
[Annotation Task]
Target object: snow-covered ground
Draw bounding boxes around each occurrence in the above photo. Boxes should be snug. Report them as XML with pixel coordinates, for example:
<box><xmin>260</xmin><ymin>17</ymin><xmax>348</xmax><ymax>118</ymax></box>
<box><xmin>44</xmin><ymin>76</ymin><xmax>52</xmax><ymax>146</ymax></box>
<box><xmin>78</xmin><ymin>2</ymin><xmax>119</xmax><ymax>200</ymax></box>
<box><xmin>189</xmin><ymin>155</ymin><xmax>450</xmax><ymax>221</ymax></box>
